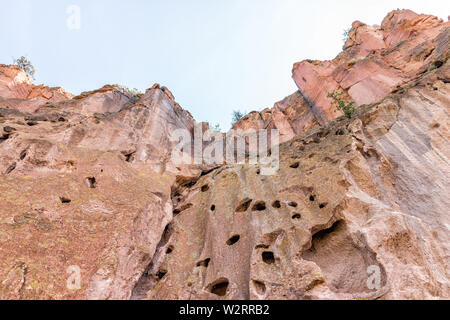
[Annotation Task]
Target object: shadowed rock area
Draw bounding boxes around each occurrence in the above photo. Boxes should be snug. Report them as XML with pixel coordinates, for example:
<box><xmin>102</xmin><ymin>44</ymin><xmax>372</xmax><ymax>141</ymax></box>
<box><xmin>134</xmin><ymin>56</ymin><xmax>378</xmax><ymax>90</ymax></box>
<box><xmin>0</xmin><ymin>10</ymin><xmax>449</xmax><ymax>300</ymax></box>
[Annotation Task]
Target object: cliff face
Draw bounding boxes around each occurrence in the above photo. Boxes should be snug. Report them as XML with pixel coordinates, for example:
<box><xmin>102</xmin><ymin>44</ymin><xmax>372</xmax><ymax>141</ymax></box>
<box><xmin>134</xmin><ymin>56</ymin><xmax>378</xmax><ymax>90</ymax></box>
<box><xmin>0</xmin><ymin>10</ymin><xmax>449</xmax><ymax>300</ymax></box>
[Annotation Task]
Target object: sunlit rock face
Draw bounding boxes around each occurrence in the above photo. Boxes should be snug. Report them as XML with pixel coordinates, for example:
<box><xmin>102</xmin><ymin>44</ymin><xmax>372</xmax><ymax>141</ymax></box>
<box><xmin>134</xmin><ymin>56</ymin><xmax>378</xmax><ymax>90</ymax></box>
<box><xmin>0</xmin><ymin>9</ymin><xmax>449</xmax><ymax>300</ymax></box>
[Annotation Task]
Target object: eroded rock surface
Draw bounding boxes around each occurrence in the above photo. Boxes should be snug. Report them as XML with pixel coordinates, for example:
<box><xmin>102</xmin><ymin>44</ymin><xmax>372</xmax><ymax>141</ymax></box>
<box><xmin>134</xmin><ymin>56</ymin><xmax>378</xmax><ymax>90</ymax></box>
<box><xmin>0</xmin><ymin>9</ymin><xmax>449</xmax><ymax>300</ymax></box>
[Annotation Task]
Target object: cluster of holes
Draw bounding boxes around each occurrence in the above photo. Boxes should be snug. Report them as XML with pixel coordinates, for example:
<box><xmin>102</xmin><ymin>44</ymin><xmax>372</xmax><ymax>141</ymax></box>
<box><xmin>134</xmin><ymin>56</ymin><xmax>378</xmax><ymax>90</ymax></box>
<box><xmin>227</xmin><ymin>235</ymin><xmax>240</xmax><ymax>246</ymax></box>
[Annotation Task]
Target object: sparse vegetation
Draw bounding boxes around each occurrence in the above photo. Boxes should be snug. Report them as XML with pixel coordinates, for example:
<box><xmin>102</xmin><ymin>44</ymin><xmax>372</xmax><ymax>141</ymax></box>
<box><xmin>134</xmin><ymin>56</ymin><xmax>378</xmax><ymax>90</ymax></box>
<box><xmin>13</xmin><ymin>56</ymin><xmax>35</xmax><ymax>79</ymax></box>
<box><xmin>343</xmin><ymin>28</ymin><xmax>351</xmax><ymax>43</ymax></box>
<box><xmin>208</xmin><ymin>123</ymin><xmax>221</xmax><ymax>132</ymax></box>
<box><xmin>231</xmin><ymin>110</ymin><xmax>245</xmax><ymax>127</ymax></box>
<box><xmin>113</xmin><ymin>84</ymin><xmax>142</xmax><ymax>96</ymax></box>
<box><xmin>327</xmin><ymin>91</ymin><xmax>355</xmax><ymax>118</ymax></box>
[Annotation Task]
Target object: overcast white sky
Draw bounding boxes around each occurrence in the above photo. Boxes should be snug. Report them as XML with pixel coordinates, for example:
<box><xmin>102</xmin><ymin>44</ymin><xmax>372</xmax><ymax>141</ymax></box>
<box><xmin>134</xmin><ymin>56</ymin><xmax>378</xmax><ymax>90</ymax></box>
<box><xmin>1</xmin><ymin>0</ymin><xmax>448</xmax><ymax>129</ymax></box>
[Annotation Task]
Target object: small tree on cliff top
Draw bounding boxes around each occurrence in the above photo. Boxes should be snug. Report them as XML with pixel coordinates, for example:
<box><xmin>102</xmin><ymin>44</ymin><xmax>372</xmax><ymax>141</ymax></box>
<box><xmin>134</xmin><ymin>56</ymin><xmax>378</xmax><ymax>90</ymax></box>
<box><xmin>327</xmin><ymin>91</ymin><xmax>355</xmax><ymax>118</ymax></box>
<box><xmin>231</xmin><ymin>110</ymin><xmax>245</xmax><ymax>127</ymax></box>
<box><xmin>13</xmin><ymin>56</ymin><xmax>35</xmax><ymax>79</ymax></box>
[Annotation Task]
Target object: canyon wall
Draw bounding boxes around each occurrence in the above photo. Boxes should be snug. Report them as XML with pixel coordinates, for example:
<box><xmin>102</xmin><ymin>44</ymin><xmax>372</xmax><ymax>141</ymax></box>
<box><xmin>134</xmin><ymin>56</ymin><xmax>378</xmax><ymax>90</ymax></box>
<box><xmin>0</xmin><ymin>9</ymin><xmax>449</xmax><ymax>299</ymax></box>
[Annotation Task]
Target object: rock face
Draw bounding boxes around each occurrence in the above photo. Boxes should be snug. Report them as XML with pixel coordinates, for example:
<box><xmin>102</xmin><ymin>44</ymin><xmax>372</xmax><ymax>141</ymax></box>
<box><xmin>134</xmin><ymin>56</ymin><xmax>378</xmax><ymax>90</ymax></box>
<box><xmin>0</xmin><ymin>10</ymin><xmax>449</xmax><ymax>300</ymax></box>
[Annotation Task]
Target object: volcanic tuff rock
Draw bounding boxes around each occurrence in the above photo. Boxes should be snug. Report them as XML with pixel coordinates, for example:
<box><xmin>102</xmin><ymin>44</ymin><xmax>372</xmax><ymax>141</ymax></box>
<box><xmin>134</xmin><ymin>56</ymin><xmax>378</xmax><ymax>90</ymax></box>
<box><xmin>0</xmin><ymin>9</ymin><xmax>449</xmax><ymax>299</ymax></box>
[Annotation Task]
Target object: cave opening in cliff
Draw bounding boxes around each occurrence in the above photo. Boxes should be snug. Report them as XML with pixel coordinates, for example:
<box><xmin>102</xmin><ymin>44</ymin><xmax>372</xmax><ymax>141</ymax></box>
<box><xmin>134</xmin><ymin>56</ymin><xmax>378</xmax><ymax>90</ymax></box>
<box><xmin>262</xmin><ymin>251</ymin><xmax>275</xmax><ymax>264</ymax></box>
<box><xmin>208</xmin><ymin>278</ymin><xmax>229</xmax><ymax>297</ymax></box>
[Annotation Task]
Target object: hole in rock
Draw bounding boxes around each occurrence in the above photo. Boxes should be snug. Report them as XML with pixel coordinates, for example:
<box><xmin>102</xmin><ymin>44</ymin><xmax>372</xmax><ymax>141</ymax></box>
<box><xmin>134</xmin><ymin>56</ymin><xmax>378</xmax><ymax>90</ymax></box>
<box><xmin>336</xmin><ymin>129</ymin><xmax>345</xmax><ymax>135</ymax></box>
<box><xmin>121</xmin><ymin>151</ymin><xmax>135</xmax><ymax>162</ymax></box>
<box><xmin>86</xmin><ymin>177</ymin><xmax>96</xmax><ymax>188</ymax></box>
<box><xmin>201</xmin><ymin>185</ymin><xmax>210</xmax><ymax>192</ymax></box>
<box><xmin>290</xmin><ymin>162</ymin><xmax>299</xmax><ymax>169</ymax></box>
<box><xmin>227</xmin><ymin>235</ymin><xmax>240</xmax><ymax>246</ymax></box>
<box><xmin>319</xmin><ymin>203</ymin><xmax>328</xmax><ymax>209</ymax></box>
<box><xmin>252</xmin><ymin>201</ymin><xmax>266</xmax><ymax>211</ymax></box>
<box><xmin>302</xmin><ymin>220</ymin><xmax>386</xmax><ymax>294</ymax></box>
<box><xmin>184</xmin><ymin>181</ymin><xmax>197</xmax><ymax>188</ymax></box>
<box><xmin>0</xmin><ymin>133</ymin><xmax>10</xmax><ymax>142</ymax></box>
<box><xmin>173</xmin><ymin>203</ymin><xmax>193</xmax><ymax>215</ymax></box>
<box><xmin>292</xmin><ymin>213</ymin><xmax>301</xmax><ymax>220</ymax></box>
<box><xmin>26</xmin><ymin>121</ymin><xmax>37</xmax><ymax>126</ymax></box>
<box><xmin>433</xmin><ymin>60</ymin><xmax>443</xmax><ymax>69</ymax></box>
<box><xmin>19</xmin><ymin>149</ymin><xmax>27</xmax><ymax>160</ymax></box>
<box><xmin>60</xmin><ymin>197</ymin><xmax>71</xmax><ymax>204</ymax></box>
<box><xmin>252</xmin><ymin>280</ymin><xmax>266</xmax><ymax>295</ymax></box>
<box><xmin>288</xmin><ymin>201</ymin><xmax>298</xmax><ymax>208</ymax></box>
<box><xmin>3</xmin><ymin>126</ymin><xmax>16</xmax><ymax>133</ymax></box>
<box><xmin>166</xmin><ymin>246</ymin><xmax>173</xmax><ymax>254</ymax></box>
<box><xmin>236</xmin><ymin>198</ymin><xmax>252</xmax><ymax>212</ymax></box>
<box><xmin>208</xmin><ymin>278</ymin><xmax>229</xmax><ymax>297</ymax></box>
<box><xmin>309</xmin><ymin>195</ymin><xmax>315</xmax><ymax>202</ymax></box>
<box><xmin>262</xmin><ymin>251</ymin><xmax>275</xmax><ymax>264</ymax></box>
<box><xmin>196</xmin><ymin>258</ymin><xmax>211</xmax><ymax>267</ymax></box>
<box><xmin>156</xmin><ymin>270</ymin><xmax>167</xmax><ymax>280</ymax></box>
<box><xmin>272</xmin><ymin>200</ymin><xmax>281</xmax><ymax>209</ymax></box>
<box><xmin>210</xmin><ymin>205</ymin><xmax>216</xmax><ymax>211</ymax></box>
<box><xmin>308</xmin><ymin>153</ymin><xmax>315</xmax><ymax>158</ymax></box>
<box><xmin>4</xmin><ymin>163</ymin><xmax>16</xmax><ymax>175</ymax></box>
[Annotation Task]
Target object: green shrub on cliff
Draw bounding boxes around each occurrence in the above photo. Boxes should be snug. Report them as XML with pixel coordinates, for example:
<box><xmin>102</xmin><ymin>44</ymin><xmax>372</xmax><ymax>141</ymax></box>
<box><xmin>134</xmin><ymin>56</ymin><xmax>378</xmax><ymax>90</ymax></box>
<box><xmin>327</xmin><ymin>91</ymin><xmax>355</xmax><ymax>118</ymax></box>
<box><xmin>13</xmin><ymin>56</ymin><xmax>35</xmax><ymax>79</ymax></box>
<box><xmin>231</xmin><ymin>110</ymin><xmax>245</xmax><ymax>127</ymax></box>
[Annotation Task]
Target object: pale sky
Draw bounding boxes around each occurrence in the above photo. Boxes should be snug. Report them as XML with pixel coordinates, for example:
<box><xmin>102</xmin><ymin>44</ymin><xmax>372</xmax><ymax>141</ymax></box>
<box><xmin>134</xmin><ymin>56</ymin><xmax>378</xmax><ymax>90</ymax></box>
<box><xmin>1</xmin><ymin>0</ymin><xmax>448</xmax><ymax>129</ymax></box>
